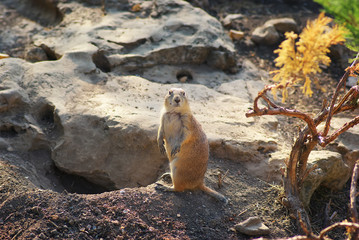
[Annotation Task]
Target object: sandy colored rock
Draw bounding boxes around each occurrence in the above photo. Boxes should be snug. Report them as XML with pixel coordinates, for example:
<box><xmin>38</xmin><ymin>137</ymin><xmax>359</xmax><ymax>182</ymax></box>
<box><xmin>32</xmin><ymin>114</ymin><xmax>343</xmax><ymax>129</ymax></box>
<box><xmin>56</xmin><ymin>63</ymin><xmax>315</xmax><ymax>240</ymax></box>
<box><xmin>221</xmin><ymin>13</ymin><xmax>244</xmax><ymax>27</ymax></box>
<box><xmin>300</xmin><ymin>150</ymin><xmax>349</xmax><ymax>207</ymax></box>
<box><xmin>0</xmin><ymin>52</ymin><xmax>283</xmax><ymax>189</ymax></box>
<box><xmin>229</xmin><ymin>29</ymin><xmax>245</xmax><ymax>41</ymax></box>
<box><xmin>251</xmin><ymin>25</ymin><xmax>280</xmax><ymax>45</ymax></box>
<box><xmin>32</xmin><ymin>0</ymin><xmax>236</xmax><ymax>72</ymax></box>
<box><xmin>265</xmin><ymin>18</ymin><xmax>298</xmax><ymax>33</ymax></box>
<box><xmin>235</xmin><ymin>216</ymin><xmax>270</xmax><ymax>236</ymax></box>
<box><xmin>0</xmin><ymin>53</ymin><xmax>9</xmax><ymax>59</ymax></box>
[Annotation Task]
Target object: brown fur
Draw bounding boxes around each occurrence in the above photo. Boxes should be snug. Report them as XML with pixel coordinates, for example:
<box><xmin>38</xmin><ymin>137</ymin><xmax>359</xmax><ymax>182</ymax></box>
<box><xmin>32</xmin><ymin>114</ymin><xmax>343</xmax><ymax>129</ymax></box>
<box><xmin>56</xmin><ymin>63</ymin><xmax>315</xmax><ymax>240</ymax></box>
<box><xmin>157</xmin><ymin>88</ymin><xmax>228</xmax><ymax>204</ymax></box>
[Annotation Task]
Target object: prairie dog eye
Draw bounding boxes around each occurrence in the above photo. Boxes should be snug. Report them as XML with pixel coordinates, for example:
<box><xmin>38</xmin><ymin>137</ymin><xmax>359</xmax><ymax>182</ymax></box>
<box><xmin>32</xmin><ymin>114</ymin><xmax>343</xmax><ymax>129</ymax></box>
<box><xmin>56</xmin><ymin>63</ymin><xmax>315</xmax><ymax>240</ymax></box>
<box><xmin>181</xmin><ymin>91</ymin><xmax>186</xmax><ymax>96</ymax></box>
<box><xmin>168</xmin><ymin>90</ymin><xmax>173</xmax><ymax>95</ymax></box>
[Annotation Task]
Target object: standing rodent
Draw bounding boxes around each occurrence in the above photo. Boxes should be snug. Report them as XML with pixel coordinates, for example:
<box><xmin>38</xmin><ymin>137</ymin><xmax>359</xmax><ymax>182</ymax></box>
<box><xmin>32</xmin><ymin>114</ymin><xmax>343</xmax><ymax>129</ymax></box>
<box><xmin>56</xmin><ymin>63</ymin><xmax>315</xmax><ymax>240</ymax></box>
<box><xmin>157</xmin><ymin>87</ymin><xmax>228</xmax><ymax>204</ymax></box>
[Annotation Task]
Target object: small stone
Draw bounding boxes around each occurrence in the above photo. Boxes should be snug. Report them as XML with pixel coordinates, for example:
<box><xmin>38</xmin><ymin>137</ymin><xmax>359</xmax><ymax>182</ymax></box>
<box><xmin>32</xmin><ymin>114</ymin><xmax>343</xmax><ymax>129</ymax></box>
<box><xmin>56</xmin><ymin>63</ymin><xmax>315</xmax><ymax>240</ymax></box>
<box><xmin>251</xmin><ymin>25</ymin><xmax>280</xmax><ymax>45</ymax></box>
<box><xmin>7</xmin><ymin>146</ymin><xmax>14</xmax><ymax>152</ymax></box>
<box><xmin>229</xmin><ymin>29</ymin><xmax>244</xmax><ymax>41</ymax></box>
<box><xmin>222</xmin><ymin>14</ymin><xmax>244</xmax><ymax>28</ymax></box>
<box><xmin>234</xmin><ymin>217</ymin><xmax>270</xmax><ymax>236</ymax></box>
<box><xmin>0</xmin><ymin>53</ymin><xmax>9</xmax><ymax>59</ymax></box>
<box><xmin>264</xmin><ymin>18</ymin><xmax>298</xmax><ymax>33</ymax></box>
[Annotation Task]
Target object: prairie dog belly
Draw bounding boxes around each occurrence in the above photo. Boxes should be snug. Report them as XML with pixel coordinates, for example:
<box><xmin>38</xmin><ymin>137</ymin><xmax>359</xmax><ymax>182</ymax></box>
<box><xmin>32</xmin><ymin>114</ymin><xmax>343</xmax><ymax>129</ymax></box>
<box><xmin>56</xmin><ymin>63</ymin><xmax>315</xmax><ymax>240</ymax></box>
<box><xmin>163</xmin><ymin>113</ymin><xmax>184</xmax><ymax>156</ymax></box>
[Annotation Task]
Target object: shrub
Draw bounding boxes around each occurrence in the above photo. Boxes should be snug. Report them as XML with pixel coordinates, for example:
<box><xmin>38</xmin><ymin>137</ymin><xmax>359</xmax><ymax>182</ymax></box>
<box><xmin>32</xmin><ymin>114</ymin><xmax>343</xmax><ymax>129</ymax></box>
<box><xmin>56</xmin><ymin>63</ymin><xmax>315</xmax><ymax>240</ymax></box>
<box><xmin>271</xmin><ymin>12</ymin><xmax>346</xmax><ymax>102</ymax></box>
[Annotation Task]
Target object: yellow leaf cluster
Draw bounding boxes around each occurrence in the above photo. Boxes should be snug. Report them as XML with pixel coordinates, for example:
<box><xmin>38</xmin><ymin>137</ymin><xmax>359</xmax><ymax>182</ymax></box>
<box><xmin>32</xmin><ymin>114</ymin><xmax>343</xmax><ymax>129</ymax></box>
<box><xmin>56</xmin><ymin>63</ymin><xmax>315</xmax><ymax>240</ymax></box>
<box><xmin>271</xmin><ymin>12</ymin><xmax>346</xmax><ymax>102</ymax></box>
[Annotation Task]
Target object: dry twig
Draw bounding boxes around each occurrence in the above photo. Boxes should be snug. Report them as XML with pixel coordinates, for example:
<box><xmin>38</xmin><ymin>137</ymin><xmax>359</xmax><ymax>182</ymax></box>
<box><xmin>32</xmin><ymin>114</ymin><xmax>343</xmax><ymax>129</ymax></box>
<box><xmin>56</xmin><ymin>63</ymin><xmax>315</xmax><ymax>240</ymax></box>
<box><xmin>246</xmin><ymin>55</ymin><xmax>359</xmax><ymax>233</ymax></box>
<box><xmin>350</xmin><ymin>161</ymin><xmax>359</xmax><ymax>239</ymax></box>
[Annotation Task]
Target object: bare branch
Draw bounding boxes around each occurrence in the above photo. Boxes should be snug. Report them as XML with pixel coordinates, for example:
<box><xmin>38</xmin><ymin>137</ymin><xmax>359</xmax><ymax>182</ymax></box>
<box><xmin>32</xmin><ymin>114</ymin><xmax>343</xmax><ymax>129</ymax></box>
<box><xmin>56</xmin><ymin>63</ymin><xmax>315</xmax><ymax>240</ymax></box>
<box><xmin>333</xmin><ymin>86</ymin><xmax>359</xmax><ymax>113</ymax></box>
<box><xmin>350</xmin><ymin>161</ymin><xmax>359</xmax><ymax>223</ymax></box>
<box><xmin>257</xmin><ymin>222</ymin><xmax>359</xmax><ymax>240</ymax></box>
<box><xmin>246</xmin><ymin>51</ymin><xmax>359</xmax><ymax>238</ymax></box>
<box><xmin>254</xmin><ymin>236</ymin><xmax>311</xmax><ymax>240</ymax></box>
<box><xmin>298</xmin><ymin>211</ymin><xmax>315</xmax><ymax>237</ymax></box>
<box><xmin>318</xmin><ymin>222</ymin><xmax>359</xmax><ymax>239</ymax></box>
<box><xmin>319</xmin><ymin>115</ymin><xmax>359</xmax><ymax>147</ymax></box>
<box><xmin>323</xmin><ymin>53</ymin><xmax>359</xmax><ymax>136</ymax></box>
<box><xmin>246</xmin><ymin>89</ymin><xmax>318</xmax><ymax>138</ymax></box>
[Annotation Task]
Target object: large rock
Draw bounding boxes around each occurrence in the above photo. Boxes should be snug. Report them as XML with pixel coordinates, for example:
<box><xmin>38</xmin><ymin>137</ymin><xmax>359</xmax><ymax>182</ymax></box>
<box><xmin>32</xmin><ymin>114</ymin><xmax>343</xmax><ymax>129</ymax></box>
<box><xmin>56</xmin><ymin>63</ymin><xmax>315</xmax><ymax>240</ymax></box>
<box><xmin>0</xmin><ymin>52</ymin><xmax>283</xmax><ymax>189</ymax></box>
<box><xmin>300</xmin><ymin>150</ymin><xmax>349</xmax><ymax>207</ymax></box>
<box><xmin>0</xmin><ymin>0</ymin><xmax>283</xmax><ymax>189</ymax></box>
<box><xmin>31</xmin><ymin>0</ymin><xmax>236</xmax><ymax>72</ymax></box>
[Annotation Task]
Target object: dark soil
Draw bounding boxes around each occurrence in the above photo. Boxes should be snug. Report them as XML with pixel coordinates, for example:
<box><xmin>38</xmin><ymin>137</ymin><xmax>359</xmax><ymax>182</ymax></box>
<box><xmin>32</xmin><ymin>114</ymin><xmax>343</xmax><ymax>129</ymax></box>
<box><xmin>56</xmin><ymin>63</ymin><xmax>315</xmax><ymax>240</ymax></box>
<box><xmin>0</xmin><ymin>0</ymin><xmax>357</xmax><ymax>239</ymax></box>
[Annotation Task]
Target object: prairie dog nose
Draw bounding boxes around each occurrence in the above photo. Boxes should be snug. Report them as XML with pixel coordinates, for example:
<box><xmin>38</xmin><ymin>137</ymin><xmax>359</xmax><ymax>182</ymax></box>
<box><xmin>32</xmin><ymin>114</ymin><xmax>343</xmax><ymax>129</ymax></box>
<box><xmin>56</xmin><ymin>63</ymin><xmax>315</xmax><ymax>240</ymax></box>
<box><xmin>174</xmin><ymin>96</ymin><xmax>180</xmax><ymax>103</ymax></box>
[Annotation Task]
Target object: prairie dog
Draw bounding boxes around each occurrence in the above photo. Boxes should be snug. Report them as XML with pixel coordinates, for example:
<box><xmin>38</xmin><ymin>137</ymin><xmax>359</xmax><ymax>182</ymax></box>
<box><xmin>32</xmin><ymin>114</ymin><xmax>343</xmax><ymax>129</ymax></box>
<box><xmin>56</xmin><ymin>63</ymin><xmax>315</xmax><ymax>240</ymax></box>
<box><xmin>157</xmin><ymin>88</ymin><xmax>228</xmax><ymax>204</ymax></box>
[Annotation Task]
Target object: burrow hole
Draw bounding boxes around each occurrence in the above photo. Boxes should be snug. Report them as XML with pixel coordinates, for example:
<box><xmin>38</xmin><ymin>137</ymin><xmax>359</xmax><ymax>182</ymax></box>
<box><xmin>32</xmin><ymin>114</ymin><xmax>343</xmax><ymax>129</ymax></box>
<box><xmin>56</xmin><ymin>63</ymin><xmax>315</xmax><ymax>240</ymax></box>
<box><xmin>176</xmin><ymin>69</ymin><xmax>193</xmax><ymax>83</ymax></box>
<box><xmin>92</xmin><ymin>50</ymin><xmax>111</xmax><ymax>73</ymax></box>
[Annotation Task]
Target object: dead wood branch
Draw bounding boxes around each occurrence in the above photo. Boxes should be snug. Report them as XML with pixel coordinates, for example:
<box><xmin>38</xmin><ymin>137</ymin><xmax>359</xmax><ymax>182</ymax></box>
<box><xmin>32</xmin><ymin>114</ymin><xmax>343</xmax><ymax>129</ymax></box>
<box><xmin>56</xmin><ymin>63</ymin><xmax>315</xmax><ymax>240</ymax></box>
<box><xmin>350</xmin><ymin>161</ymin><xmax>359</xmax><ymax>239</ymax></box>
<box><xmin>256</xmin><ymin>221</ymin><xmax>359</xmax><ymax>240</ymax></box>
<box><xmin>323</xmin><ymin>52</ymin><xmax>359</xmax><ymax>136</ymax></box>
<box><xmin>318</xmin><ymin>222</ymin><xmax>359</xmax><ymax>239</ymax></box>
<box><xmin>319</xmin><ymin>115</ymin><xmax>359</xmax><ymax>147</ymax></box>
<box><xmin>246</xmin><ymin>85</ymin><xmax>318</xmax><ymax>137</ymax></box>
<box><xmin>351</xmin><ymin>161</ymin><xmax>359</xmax><ymax>223</ymax></box>
<box><xmin>258</xmin><ymin>162</ymin><xmax>359</xmax><ymax>240</ymax></box>
<box><xmin>246</xmin><ymin>54</ymin><xmax>359</xmax><ymax>234</ymax></box>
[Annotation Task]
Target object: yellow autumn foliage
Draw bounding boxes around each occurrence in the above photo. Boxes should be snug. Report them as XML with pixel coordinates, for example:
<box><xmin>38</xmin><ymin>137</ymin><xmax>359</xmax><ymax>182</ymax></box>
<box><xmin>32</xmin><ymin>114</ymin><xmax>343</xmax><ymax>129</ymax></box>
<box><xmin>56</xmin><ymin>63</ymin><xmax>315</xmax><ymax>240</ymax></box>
<box><xmin>271</xmin><ymin>12</ymin><xmax>346</xmax><ymax>102</ymax></box>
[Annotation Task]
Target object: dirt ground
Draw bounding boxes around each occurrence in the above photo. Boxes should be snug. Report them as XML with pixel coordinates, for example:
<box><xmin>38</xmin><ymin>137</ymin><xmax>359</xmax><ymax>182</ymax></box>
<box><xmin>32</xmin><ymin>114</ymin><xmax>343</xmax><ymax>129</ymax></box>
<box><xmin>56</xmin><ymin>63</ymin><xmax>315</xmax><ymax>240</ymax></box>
<box><xmin>0</xmin><ymin>0</ymin><xmax>357</xmax><ymax>239</ymax></box>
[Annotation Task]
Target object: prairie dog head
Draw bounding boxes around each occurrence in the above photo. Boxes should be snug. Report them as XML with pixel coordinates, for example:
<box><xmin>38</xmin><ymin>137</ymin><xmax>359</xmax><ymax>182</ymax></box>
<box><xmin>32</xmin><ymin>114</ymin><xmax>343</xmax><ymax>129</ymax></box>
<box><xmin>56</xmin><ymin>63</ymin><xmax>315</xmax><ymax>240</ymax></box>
<box><xmin>164</xmin><ymin>88</ymin><xmax>190</xmax><ymax>113</ymax></box>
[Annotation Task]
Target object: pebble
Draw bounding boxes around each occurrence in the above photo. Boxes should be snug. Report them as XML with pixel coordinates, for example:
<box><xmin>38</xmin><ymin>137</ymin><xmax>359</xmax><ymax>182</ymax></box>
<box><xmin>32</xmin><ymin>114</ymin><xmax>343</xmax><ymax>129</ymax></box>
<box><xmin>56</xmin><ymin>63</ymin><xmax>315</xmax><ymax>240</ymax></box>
<box><xmin>229</xmin><ymin>29</ymin><xmax>245</xmax><ymax>41</ymax></box>
<box><xmin>251</xmin><ymin>25</ymin><xmax>279</xmax><ymax>45</ymax></box>
<box><xmin>234</xmin><ymin>216</ymin><xmax>270</xmax><ymax>236</ymax></box>
<box><xmin>0</xmin><ymin>53</ymin><xmax>9</xmax><ymax>59</ymax></box>
<box><xmin>251</xmin><ymin>18</ymin><xmax>298</xmax><ymax>45</ymax></box>
<box><xmin>222</xmin><ymin>14</ymin><xmax>244</xmax><ymax>28</ymax></box>
<box><xmin>265</xmin><ymin>18</ymin><xmax>298</xmax><ymax>33</ymax></box>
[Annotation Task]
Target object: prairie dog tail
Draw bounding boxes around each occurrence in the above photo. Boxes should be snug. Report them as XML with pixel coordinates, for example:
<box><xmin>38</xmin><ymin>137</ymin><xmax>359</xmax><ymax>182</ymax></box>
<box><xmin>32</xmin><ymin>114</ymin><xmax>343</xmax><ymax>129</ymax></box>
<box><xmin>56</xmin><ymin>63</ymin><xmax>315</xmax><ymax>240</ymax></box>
<box><xmin>199</xmin><ymin>185</ymin><xmax>228</xmax><ymax>204</ymax></box>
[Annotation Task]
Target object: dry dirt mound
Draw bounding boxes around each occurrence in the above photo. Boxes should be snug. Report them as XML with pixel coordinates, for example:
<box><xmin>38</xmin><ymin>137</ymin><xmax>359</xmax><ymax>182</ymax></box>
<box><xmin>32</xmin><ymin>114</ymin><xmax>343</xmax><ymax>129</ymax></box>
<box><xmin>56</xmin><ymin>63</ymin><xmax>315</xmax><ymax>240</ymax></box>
<box><xmin>0</xmin><ymin>156</ymin><xmax>292</xmax><ymax>239</ymax></box>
